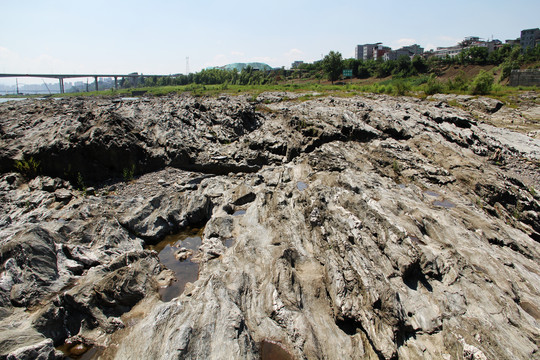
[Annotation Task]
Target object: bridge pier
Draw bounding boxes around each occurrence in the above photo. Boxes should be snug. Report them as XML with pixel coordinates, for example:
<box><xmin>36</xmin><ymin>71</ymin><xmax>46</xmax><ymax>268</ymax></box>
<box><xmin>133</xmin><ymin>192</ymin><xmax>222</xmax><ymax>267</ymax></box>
<box><xmin>58</xmin><ymin>78</ymin><xmax>64</xmax><ymax>94</ymax></box>
<box><xmin>94</xmin><ymin>76</ymin><xmax>98</xmax><ymax>92</ymax></box>
<box><xmin>114</xmin><ymin>76</ymin><xmax>118</xmax><ymax>89</ymax></box>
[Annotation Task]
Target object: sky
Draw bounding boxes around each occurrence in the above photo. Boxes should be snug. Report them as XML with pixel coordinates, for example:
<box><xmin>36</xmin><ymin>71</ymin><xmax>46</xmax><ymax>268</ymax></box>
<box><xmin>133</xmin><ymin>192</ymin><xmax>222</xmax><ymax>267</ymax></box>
<box><xmin>1</xmin><ymin>0</ymin><xmax>539</xmax><ymax>85</ymax></box>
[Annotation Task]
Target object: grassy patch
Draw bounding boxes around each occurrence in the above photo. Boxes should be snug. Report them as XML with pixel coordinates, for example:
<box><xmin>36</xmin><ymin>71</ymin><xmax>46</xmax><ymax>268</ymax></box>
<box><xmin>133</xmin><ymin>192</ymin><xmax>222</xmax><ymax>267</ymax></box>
<box><xmin>31</xmin><ymin>74</ymin><xmax>536</xmax><ymax>103</ymax></box>
<box><xmin>14</xmin><ymin>157</ymin><xmax>41</xmax><ymax>179</ymax></box>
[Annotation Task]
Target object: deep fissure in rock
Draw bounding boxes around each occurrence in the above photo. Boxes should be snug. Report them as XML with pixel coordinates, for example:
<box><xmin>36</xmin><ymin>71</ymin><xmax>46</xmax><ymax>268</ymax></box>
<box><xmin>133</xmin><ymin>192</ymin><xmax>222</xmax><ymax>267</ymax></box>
<box><xmin>402</xmin><ymin>261</ymin><xmax>433</xmax><ymax>292</ymax></box>
<box><xmin>335</xmin><ymin>315</ymin><xmax>387</xmax><ymax>360</ymax></box>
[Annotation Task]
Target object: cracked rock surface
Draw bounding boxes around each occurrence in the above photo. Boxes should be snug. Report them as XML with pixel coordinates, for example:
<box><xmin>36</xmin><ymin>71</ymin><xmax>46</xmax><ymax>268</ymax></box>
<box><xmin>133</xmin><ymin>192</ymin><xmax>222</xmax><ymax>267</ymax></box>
<box><xmin>0</xmin><ymin>93</ymin><xmax>539</xmax><ymax>359</ymax></box>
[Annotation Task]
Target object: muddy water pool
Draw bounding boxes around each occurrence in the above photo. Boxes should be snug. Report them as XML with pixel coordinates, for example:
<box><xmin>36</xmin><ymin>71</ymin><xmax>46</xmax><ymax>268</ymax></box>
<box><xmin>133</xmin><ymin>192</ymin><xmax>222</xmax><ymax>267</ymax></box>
<box><xmin>146</xmin><ymin>228</ymin><xmax>203</xmax><ymax>302</ymax></box>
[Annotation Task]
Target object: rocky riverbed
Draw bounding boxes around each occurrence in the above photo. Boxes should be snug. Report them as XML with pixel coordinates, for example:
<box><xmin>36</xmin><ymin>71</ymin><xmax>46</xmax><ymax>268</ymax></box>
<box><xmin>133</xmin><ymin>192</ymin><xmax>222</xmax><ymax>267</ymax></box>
<box><xmin>0</xmin><ymin>92</ymin><xmax>539</xmax><ymax>359</ymax></box>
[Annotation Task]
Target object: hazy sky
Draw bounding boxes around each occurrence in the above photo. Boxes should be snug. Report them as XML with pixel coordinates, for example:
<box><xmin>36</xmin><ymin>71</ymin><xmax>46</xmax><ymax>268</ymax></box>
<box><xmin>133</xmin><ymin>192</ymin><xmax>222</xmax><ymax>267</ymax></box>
<box><xmin>1</xmin><ymin>0</ymin><xmax>539</xmax><ymax>84</ymax></box>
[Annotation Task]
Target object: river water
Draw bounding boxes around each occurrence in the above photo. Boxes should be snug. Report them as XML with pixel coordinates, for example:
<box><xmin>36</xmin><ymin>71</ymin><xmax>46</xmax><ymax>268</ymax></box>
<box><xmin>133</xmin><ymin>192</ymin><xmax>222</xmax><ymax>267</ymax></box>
<box><xmin>0</xmin><ymin>98</ymin><xmax>27</xmax><ymax>103</ymax></box>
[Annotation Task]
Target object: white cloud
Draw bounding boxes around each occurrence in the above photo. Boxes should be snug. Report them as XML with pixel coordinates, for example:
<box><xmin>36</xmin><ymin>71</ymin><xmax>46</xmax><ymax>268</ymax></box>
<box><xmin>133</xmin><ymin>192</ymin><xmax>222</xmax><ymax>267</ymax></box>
<box><xmin>203</xmin><ymin>52</ymin><xmax>254</xmax><ymax>69</ymax></box>
<box><xmin>282</xmin><ymin>48</ymin><xmax>303</xmax><ymax>64</ymax></box>
<box><xmin>397</xmin><ymin>38</ymin><xmax>416</xmax><ymax>46</ymax></box>
<box><xmin>438</xmin><ymin>36</ymin><xmax>462</xmax><ymax>47</ymax></box>
<box><xmin>0</xmin><ymin>46</ymin><xmax>18</xmax><ymax>61</ymax></box>
<box><xmin>28</xmin><ymin>54</ymin><xmax>66</xmax><ymax>73</ymax></box>
<box><xmin>285</xmin><ymin>48</ymin><xmax>303</xmax><ymax>57</ymax></box>
<box><xmin>0</xmin><ymin>47</ymin><xmax>22</xmax><ymax>84</ymax></box>
<box><xmin>0</xmin><ymin>47</ymin><xmax>72</xmax><ymax>82</ymax></box>
<box><xmin>390</xmin><ymin>38</ymin><xmax>416</xmax><ymax>49</ymax></box>
<box><xmin>203</xmin><ymin>54</ymin><xmax>229</xmax><ymax>68</ymax></box>
<box><xmin>0</xmin><ymin>47</ymin><xmax>20</xmax><ymax>74</ymax></box>
<box><xmin>202</xmin><ymin>48</ymin><xmax>305</xmax><ymax>70</ymax></box>
<box><xmin>250</xmin><ymin>56</ymin><xmax>275</xmax><ymax>63</ymax></box>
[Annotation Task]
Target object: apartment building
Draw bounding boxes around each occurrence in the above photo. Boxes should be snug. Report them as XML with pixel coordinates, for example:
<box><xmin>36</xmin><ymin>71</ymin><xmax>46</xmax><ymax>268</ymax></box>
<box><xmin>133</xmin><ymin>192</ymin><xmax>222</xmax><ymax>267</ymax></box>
<box><xmin>520</xmin><ymin>28</ymin><xmax>540</xmax><ymax>50</ymax></box>
<box><xmin>433</xmin><ymin>45</ymin><xmax>463</xmax><ymax>58</ymax></box>
<box><xmin>433</xmin><ymin>37</ymin><xmax>501</xmax><ymax>58</ymax></box>
<box><xmin>384</xmin><ymin>44</ymin><xmax>424</xmax><ymax>61</ymax></box>
<box><xmin>374</xmin><ymin>44</ymin><xmax>391</xmax><ymax>60</ymax></box>
<box><xmin>355</xmin><ymin>43</ymin><xmax>378</xmax><ymax>60</ymax></box>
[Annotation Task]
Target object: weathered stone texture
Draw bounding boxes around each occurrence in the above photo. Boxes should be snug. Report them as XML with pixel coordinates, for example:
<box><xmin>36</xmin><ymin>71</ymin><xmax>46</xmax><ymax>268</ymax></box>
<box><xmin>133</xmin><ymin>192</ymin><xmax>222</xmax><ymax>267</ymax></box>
<box><xmin>0</xmin><ymin>93</ymin><xmax>539</xmax><ymax>359</ymax></box>
<box><xmin>510</xmin><ymin>69</ymin><xmax>540</xmax><ymax>87</ymax></box>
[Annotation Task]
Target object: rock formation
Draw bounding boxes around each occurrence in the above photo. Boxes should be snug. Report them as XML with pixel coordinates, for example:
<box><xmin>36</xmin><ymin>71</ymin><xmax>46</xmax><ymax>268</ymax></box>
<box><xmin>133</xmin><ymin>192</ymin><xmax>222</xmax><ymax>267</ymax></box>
<box><xmin>0</xmin><ymin>93</ymin><xmax>539</xmax><ymax>359</ymax></box>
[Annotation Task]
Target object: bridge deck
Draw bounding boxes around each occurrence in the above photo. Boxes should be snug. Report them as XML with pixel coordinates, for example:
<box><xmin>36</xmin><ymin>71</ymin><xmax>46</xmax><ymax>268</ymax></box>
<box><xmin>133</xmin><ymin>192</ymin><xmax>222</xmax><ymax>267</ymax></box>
<box><xmin>0</xmin><ymin>73</ymin><xmax>176</xmax><ymax>93</ymax></box>
<box><xmin>0</xmin><ymin>73</ymin><xmax>173</xmax><ymax>79</ymax></box>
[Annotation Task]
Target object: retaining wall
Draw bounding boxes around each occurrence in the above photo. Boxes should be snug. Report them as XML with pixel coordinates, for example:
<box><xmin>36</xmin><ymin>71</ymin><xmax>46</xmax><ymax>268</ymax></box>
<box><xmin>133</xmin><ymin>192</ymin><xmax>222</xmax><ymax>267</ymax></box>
<box><xmin>509</xmin><ymin>69</ymin><xmax>540</xmax><ymax>87</ymax></box>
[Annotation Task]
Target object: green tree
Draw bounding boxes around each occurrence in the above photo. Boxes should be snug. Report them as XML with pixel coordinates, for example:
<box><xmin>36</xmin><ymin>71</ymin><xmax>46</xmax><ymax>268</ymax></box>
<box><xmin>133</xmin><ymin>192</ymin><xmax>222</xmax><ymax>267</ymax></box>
<box><xmin>120</xmin><ymin>77</ymin><xmax>131</xmax><ymax>88</ymax></box>
<box><xmin>375</xmin><ymin>60</ymin><xmax>396</xmax><ymax>78</ymax></box>
<box><xmin>470</xmin><ymin>70</ymin><xmax>494</xmax><ymax>95</ymax></box>
<box><xmin>357</xmin><ymin>61</ymin><xmax>371</xmax><ymax>78</ymax></box>
<box><xmin>393</xmin><ymin>55</ymin><xmax>414</xmax><ymax>77</ymax></box>
<box><xmin>458</xmin><ymin>46</ymin><xmax>489</xmax><ymax>65</ymax></box>
<box><xmin>500</xmin><ymin>46</ymin><xmax>523</xmax><ymax>80</ymax></box>
<box><xmin>342</xmin><ymin>58</ymin><xmax>360</xmax><ymax>77</ymax></box>
<box><xmin>523</xmin><ymin>44</ymin><xmax>540</xmax><ymax>63</ymax></box>
<box><xmin>322</xmin><ymin>51</ymin><xmax>343</xmax><ymax>83</ymax></box>
<box><xmin>488</xmin><ymin>44</ymin><xmax>512</xmax><ymax>64</ymax></box>
<box><xmin>411</xmin><ymin>55</ymin><xmax>428</xmax><ymax>74</ymax></box>
<box><xmin>424</xmin><ymin>76</ymin><xmax>444</xmax><ymax>95</ymax></box>
<box><xmin>459</xmin><ymin>39</ymin><xmax>474</xmax><ymax>48</ymax></box>
<box><xmin>446</xmin><ymin>70</ymin><xmax>469</xmax><ymax>91</ymax></box>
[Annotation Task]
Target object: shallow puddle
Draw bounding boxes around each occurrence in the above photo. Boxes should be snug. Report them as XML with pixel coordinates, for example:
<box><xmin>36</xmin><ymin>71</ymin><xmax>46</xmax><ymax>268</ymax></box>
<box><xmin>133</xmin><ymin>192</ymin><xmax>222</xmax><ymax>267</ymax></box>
<box><xmin>424</xmin><ymin>190</ymin><xmax>439</xmax><ymax>197</ymax></box>
<box><xmin>224</xmin><ymin>238</ymin><xmax>235</xmax><ymax>248</ymax></box>
<box><xmin>146</xmin><ymin>228</ymin><xmax>203</xmax><ymax>302</ymax></box>
<box><xmin>296</xmin><ymin>181</ymin><xmax>308</xmax><ymax>191</ymax></box>
<box><xmin>260</xmin><ymin>340</ymin><xmax>293</xmax><ymax>360</ymax></box>
<box><xmin>56</xmin><ymin>343</ymin><xmax>104</xmax><ymax>360</ymax></box>
<box><xmin>233</xmin><ymin>209</ymin><xmax>246</xmax><ymax>216</ymax></box>
<box><xmin>433</xmin><ymin>200</ymin><xmax>456</xmax><ymax>208</ymax></box>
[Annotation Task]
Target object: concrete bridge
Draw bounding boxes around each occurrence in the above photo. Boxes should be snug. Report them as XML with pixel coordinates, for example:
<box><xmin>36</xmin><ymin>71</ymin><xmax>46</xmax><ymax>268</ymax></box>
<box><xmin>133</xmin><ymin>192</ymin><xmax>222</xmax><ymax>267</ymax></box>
<box><xmin>0</xmin><ymin>73</ymin><xmax>175</xmax><ymax>93</ymax></box>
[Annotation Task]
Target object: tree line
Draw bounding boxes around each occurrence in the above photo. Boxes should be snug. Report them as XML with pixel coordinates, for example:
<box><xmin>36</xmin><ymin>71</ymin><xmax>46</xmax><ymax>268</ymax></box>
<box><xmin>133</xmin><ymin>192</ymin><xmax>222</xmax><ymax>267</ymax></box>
<box><xmin>120</xmin><ymin>66</ymin><xmax>276</xmax><ymax>88</ymax></box>
<box><xmin>316</xmin><ymin>43</ymin><xmax>540</xmax><ymax>83</ymax></box>
<box><xmin>119</xmin><ymin>44</ymin><xmax>539</xmax><ymax>89</ymax></box>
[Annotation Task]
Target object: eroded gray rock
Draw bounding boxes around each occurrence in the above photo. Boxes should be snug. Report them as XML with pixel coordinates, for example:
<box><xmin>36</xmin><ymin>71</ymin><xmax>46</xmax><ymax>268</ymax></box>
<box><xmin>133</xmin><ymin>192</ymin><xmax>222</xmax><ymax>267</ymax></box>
<box><xmin>0</xmin><ymin>93</ymin><xmax>539</xmax><ymax>359</ymax></box>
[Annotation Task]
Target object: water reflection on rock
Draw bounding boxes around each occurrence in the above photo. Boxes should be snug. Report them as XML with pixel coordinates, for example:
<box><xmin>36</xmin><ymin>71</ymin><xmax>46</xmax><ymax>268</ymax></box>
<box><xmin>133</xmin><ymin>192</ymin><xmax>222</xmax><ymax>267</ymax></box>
<box><xmin>146</xmin><ymin>228</ymin><xmax>203</xmax><ymax>302</ymax></box>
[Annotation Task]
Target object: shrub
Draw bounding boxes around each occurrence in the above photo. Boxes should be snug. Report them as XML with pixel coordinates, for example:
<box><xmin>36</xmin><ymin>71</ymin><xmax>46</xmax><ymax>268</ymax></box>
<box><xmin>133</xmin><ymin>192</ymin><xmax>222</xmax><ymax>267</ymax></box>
<box><xmin>392</xmin><ymin>160</ymin><xmax>401</xmax><ymax>175</ymax></box>
<box><xmin>470</xmin><ymin>70</ymin><xmax>494</xmax><ymax>95</ymax></box>
<box><xmin>393</xmin><ymin>80</ymin><xmax>411</xmax><ymax>96</ymax></box>
<box><xmin>500</xmin><ymin>61</ymin><xmax>521</xmax><ymax>81</ymax></box>
<box><xmin>77</xmin><ymin>172</ymin><xmax>86</xmax><ymax>191</ymax></box>
<box><xmin>446</xmin><ymin>70</ymin><xmax>469</xmax><ymax>91</ymax></box>
<box><xmin>123</xmin><ymin>164</ymin><xmax>135</xmax><ymax>182</ymax></box>
<box><xmin>14</xmin><ymin>157</ymin><xmax>40</xmax><ymax>179</ymax></box>
<box><xmin>425</xmin><ymin>77</ymin><xmax>444</xmax><ymax>95</ymax></box>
